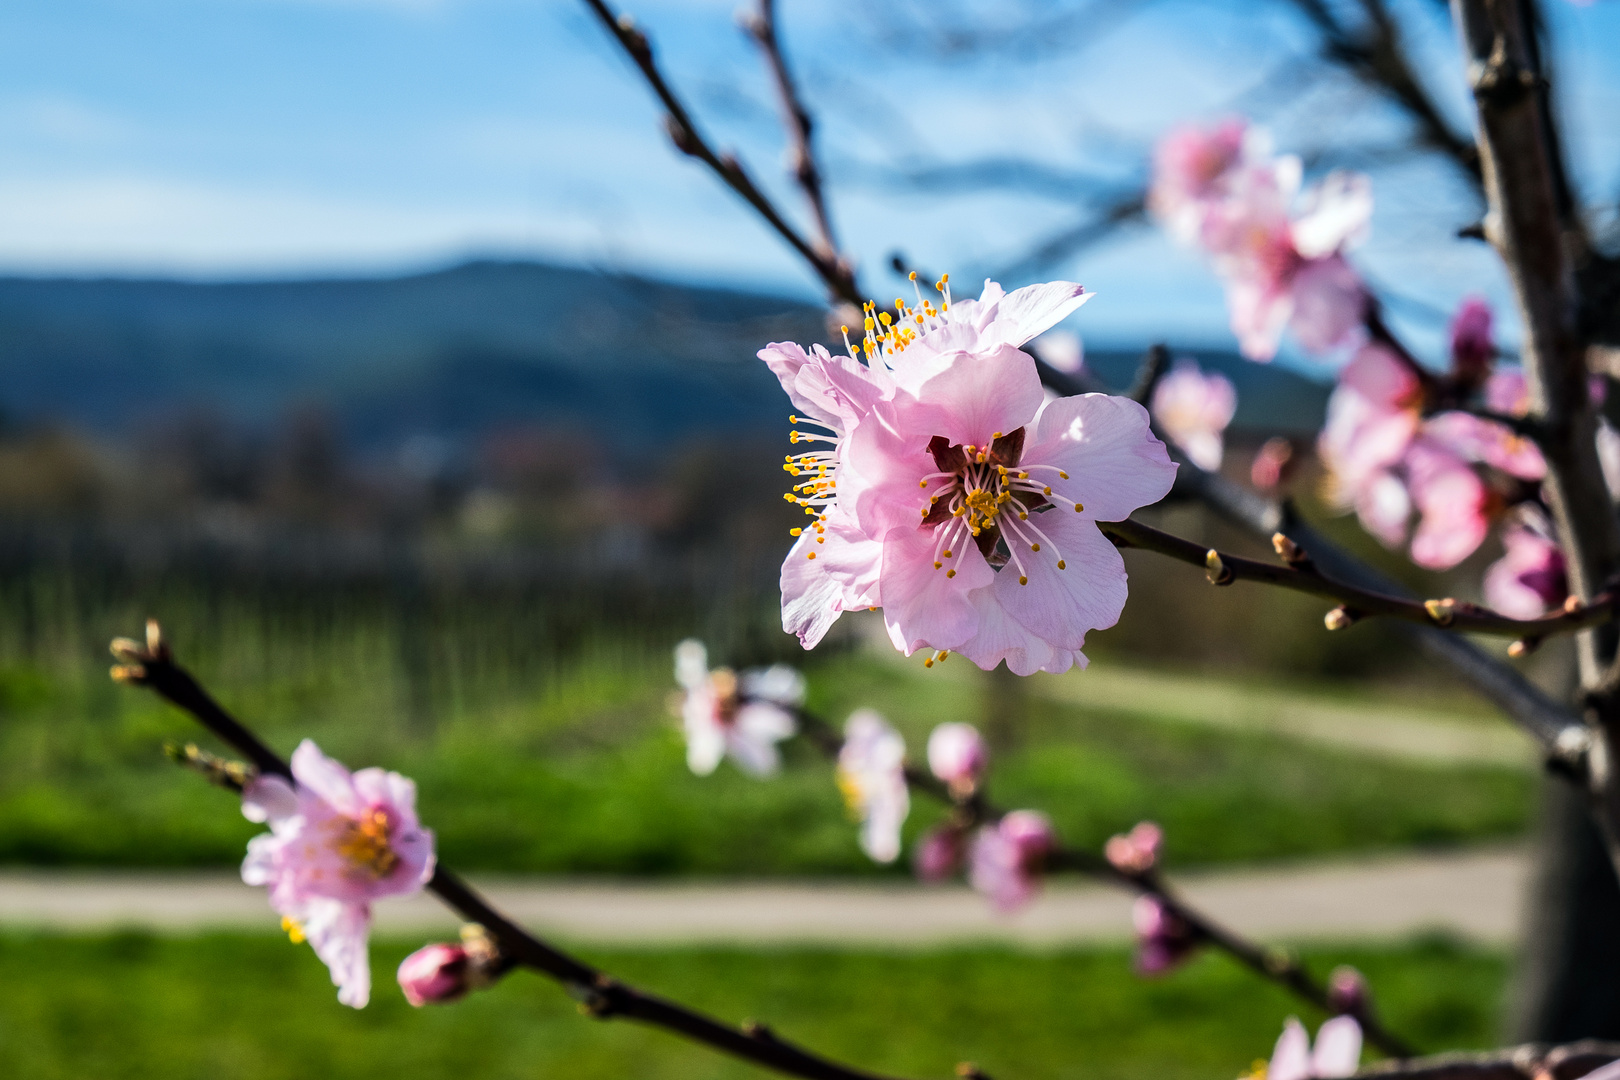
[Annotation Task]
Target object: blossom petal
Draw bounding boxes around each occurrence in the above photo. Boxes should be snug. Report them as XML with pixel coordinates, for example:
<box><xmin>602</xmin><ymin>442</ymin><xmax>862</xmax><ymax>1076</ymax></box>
<box><xmin>1269</xmin><ymin>1018</ymin><xmax>1312</xmax><ymax>1080</ymax></box>
<box><xmin>1024</xmin><ymin>393</ymin><xmax>1177</xmax><ymax>521</ymax></box>
<box><xmin>241</xmin><ymin>774</ymin><xmax>298</xmax><ymax>826</ymax></box>
<box><xmin>289</xmin><ymin>740</ymin><xmax>364</xmax><ymax>818</ymax></box>
<box><xmin>1311</xmin><ymin>1016</ymin><xmax>1363</xmax><ymax>1078</ymax></box>
<box><xmin>907</xmin><ymin>343</ymin><xmax>1046</xmax><ymax>450</ymax></box>
<box><xmin>300</xmin><ymin>897</ymin><xmax>373</xmax><ymax>1009</ymax></box>
<box><xmin>683</xmin><ymin>694</ymin><xmax>726</xmax><ymax>777</ymax></box>
<box><xmin>979</xmin><ymin>281</ymin><xmax>1091</xmax><ymax>348</ymax></box>
<box><xmin>879</xmin><ymin>526</ymin><xmax>994</xmax><ymax>655</ymax></box>
<box><xmin>1291</xmin><ymin>171</ymin><xmax>1373</xmax><ymax>258</ymax></box>
<box><xmin>994</xmin><ymin>513</ymin><xmax>1129</xmax><ymax>655</ymax></box>
<box><xmin>780</xmin><ymin>514</ymin><xmax>883</xmax><ymax>649</ymax></box>
<box><xmin>1288</xmin><ymin>256</ymin><xmax>1366</xmax><ymax>355</ymax></box>
<box><xmin>954</xmin><ymin>586</ymin><xmax>1069</xmax><ymax>676</ymax></box>
<box><xmin>674</xmin><ymin>640</ymin><xmax>708</xmax><ymax>691</ymax></box>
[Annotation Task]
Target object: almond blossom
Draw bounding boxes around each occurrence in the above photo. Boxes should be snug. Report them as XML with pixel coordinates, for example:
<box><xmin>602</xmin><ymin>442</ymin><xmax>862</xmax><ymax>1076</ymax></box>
<box><xmin>673</xmin><ymin>639</ymin><xmax>800</xmax><ymax>777</ymax></box>
<box><xmin>1318</xmin><ymin>343</ymin><xmax>1422</xmax><ymax>545</ymax></box>
<box><xmin>969</xmin><ymin>809</ymin><xmax>1055</xmax><ymax>912</ymax></box>
<box><xmin>1132</xmin><ymin>894</ymin><xmax>1198</xmax><ymax>975</ymax></box>
<box><xmin>913</xmin><ymin>825</ymin><xmax>966</xmax><ymax>882</ymax></box>
<box><xmin>837</xmin><ymin>709</ymin><xmax>909</xmax><ymax>864</ymax></box>
<box><xmin>1105</xmin><ymin>820</ymin><xmax>1163</xmax><ymax>874</ymax></box>
<box><xmin>1149</xmin><ymin>359</ymin><xmax>1237</xmax><ymax>470</ymax></box>
<box><xmin>1261</xmin><ymin>1016</ymin><xmax>1363</xmax><ymax>1080</ymax></box>
<box><xmin>240</xmin><ymin>740</ymin><xmax>436</xmax><ymax>1008</ymax></box>
<box><xmin>397</xmin><ymin>925</ymin><xmax>499</xmax><ymax>1007</ymax></box>
<box><xmin>1484</xmin><ymin>516</ymin><xmax>1567</xmax><ymax>618</ymax></box>
<box><xmin>1152</xmin><ymin>121</ymin><xmax>1372</xmax><ymax>361</ymax></box>
<box><xmin>765</xmin><ymin>277</ymin><xmax>1177</xmax><ymax>674</ymax></box>
<box><xmin>1449</xmin><ymin>297</ymin><xmax>1495</xmax><ymax>385</ymax></box>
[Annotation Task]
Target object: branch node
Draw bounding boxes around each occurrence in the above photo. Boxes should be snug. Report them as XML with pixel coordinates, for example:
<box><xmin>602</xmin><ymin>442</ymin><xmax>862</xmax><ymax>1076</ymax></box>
<box><xmin>164</xmin><ymin>741</ymin><xmax>254</xmax><ymax>792</ymax></box>
<box><xmin>1262</xmin><ymin>945</ymin><xmax>1296</xmax><ymax>976</ymax></box>
<box><xmin>956</xmin><ymin>1064</ymin><xmax>994</xmax><ymax>1080</ymax></box>
<box><xmin>1425</xmin><ymin>598</ymin><xmax>1457</xmax><ymax>627</ymax></box>
<box><xmin>1271</xmin><ymin>532</ymin><xmax>1312</xmax><ymax>568</ymax></box>
<box><xmin>1204</xmin><ymin>549</ymin><xmax>1234</xmax><ymax>586</ymax></box>
<box><xmin>1508</xmin><ymin>637</ymin><xmax>1542</xmax><ymax>659</ymax></box>
<box><xmin>1324</xmin><ymin>606</ymin><xmax>1360</xmax><ymax>631</ymax></box>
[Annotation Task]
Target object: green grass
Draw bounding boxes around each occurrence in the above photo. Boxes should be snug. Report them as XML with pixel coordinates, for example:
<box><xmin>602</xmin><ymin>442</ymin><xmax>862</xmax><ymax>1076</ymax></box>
<box><xmin>0</xmin><ymin>642</ymin><xmax>1534</xmax><ymax>873</ymax></box>
<box><xmin>0</xmin><ymin>933</ymin><xmax>1507</xmax><ymax>1080</ymax></box>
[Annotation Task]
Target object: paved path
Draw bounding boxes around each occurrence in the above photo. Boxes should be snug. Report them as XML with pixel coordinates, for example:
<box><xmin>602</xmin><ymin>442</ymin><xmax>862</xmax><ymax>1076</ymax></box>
<box><xmin>0</xmin><ymin>847</ymin><xmax>1528</xmax><ymax>945</ymax></box>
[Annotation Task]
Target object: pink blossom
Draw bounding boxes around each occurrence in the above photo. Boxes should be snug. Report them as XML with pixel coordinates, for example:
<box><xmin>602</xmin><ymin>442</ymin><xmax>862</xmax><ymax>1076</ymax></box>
<box><xmin>1327</xmin><ymin>966</ymin><xmax>1368</xmax><ymax>1015</ymax></box>
<box><xmin>771</xmin><ymin>277</ymin><xmax>1176</xmax><ymax>674</ymax></box>
<box><xmin>397</xmin><ymin>943</ymin><xmax>471</xmax><ymax>1006</ymax></box>
<box><xmin>240</xmin><ymin>740</ymin><xmax>436</xmax><ymax>1008</ymax></box>
<box><xmin>1250</xmin><ymin>437</ymin><xmax>1296</xmax><ymax>491</ymax></box>
<box><xmin>837</xmin><ymin>709</ymin><xmax>909</xmax><ymax>864</ymax></box>
<box><xmin>1449</xmin><ymin>297</ymin><xmax>1494</xmax><ymax>384</ymax></box>
<box><xmin>1150</xmin><ymin>360</ymin><xmax>1237</xmax><ymax>470</ymax></box>
<box><xmin>1149</xmin><ymin>118</ymin><xmax>1253</xmax><ymax>244</ymax></box>
<box><xmin>673</xmin><ymin>640</ymin><xmax>799</xmax><ymax>777</ymax></box>
<box><xmin>1266</xmin><ymin>1016</ymin><xmax>1363</xmax><ymax>1080</ymax></box>
<box><xmin>913</xmin><ymin>825</ymin><xmax>965</xmax><ymax>883</ymax></box>
<box><xmin>969</xmin><ymin>810</ymin><xmax>1055</xmax><ymax>912</ymax></box>
<box><xmin>1132</xmin><ymin>895</ymin><xmax>1198</xmax><ymax>975</ymax></box>
<box><xmin>1405</xmin><ymin>439</ymin><xmax>1491</xmax><ymax>571</ymax></box>
<box><xmin>1318</xmin><ymin>344</ymin><xmax>1422</xmax><ymax>529</ymax></box>
<box><xmin>926</xmin><ymin>722</ymin><xmax>988</xmax><ymax>789</ymax></box>
<box><xmin>1485</xmin><ymin>368</ymin><xmax>1529</xmax><ymax>416</ymax></box>
<box><xmin>1105</xmin><ymin>821</ymin><xmax>1163</xmax><ymax>874</ymax></box>
<box><xmin>1423</xmin><ymin>411</ymin><xmax>1545</xmax><ymax>481</ymax></box>
<box><xmin>1484</xmin><ymin>519</ymin><xmax>1567</xmax><ymax>618</ymax></box>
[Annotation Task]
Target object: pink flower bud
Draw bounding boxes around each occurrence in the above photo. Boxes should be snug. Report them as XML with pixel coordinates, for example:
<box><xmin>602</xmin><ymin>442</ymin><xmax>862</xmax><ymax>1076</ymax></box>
<box><xmin>1105</xmin><ymin>821</ymin><xmax>1164</xmax><ymax>874</ymax></box>
<box><xmin>912</xmin><ymin>826</ymin><xmax>964</xmax><ymax>883</ymax></box>
<box><xmin>1448</xmin><ymin>297</ymin><xmax>1494</xmax><ymax>385</ymax></box>
<box><xmin>1250</xmin><ymin>437</ymin><xmax>1296</xmax><ymax>491</ymax></box>
<box><xmin>927</xmin><ymin>723</ymin><xmax>988</xmax><ymax>788</ymax></box>
<box><xmin>1327</xmin><ymin>965</ymin><xmax>1368</xmax><ymax>1014</ymax></box>
<box><xmin>1132</xmin><ymin>895</ymin><xmax>1198</xmax><ymax>975</ymax></box>
<box><xmin>398</xmin><ymin>943</ymin><xmax>470</xmax><ymax>1007</ymax></box>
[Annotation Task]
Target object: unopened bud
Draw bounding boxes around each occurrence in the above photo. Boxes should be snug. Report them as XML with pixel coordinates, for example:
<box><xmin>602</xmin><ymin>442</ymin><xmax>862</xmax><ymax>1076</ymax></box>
<box><xmin>928</xmin><ymin>723</ymin><xmax>988</xmax><ymax>790</ymax></box>
<box><xmin>1508</xmin><ymin>638</ymin><xmax>1540</xmax><ymax>658</ymax></box>
<box><xmin>1564</xmin><ymin>595</ymin><xmax>1582</xmax><ymax>614</ymax></box>
<box><xmin>1204</xmin><ymin>549</ymin><xmax>1232</xmax><ymax>585</ymax></box>
<box><xmin>1271</xmin><ymin>533</ymin><xmax>1307</xmax><ymax>566</ymax></box>
<box><xmin>1324</xmin><ymin>606</ymin><xmax>1357</xmax><ymax>631</ymax></box>
<box><xmin>398</xmin><ymin>943</ymin><xmax>471</xmax><ymax>1006</ymax></box>
<box><xmin>1106</xmin><ymin>821</ymin><xmax>1163</xmax><ymax>875</ymax></box>
<box><xmin>1327</xmin><ymin>965</ymin><xmax>1368</xmax><ymax>1014</ymax></box>
<box><xmin>1425</xmin><ymin>598</ymin><xmax>1456</xmax><ymax>626</ymax></box>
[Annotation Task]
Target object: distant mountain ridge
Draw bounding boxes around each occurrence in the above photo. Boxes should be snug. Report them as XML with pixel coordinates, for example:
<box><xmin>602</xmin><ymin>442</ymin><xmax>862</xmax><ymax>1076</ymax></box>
<box><xmin>0</xmin><ymin>259</ymin><xmax>1328</xmax><ymax>456</ymax></box>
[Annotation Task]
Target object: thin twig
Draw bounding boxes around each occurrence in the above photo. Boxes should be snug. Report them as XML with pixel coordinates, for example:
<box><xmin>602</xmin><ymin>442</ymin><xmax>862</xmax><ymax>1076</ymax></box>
<box><xmin>112</xmin><ymin>623</ymin><xmax>913</xmax><ymax>1080</ymax></box>
<box><xmin>581</xmin><ymin>0</ymin><xmax>862</xmax><ymax>309</ymax></box>
<box><xmin>742</xmin><ymin>0</ymin><xmax>841</xmax><ymax>263</ymax></box>
<box><xmin>790</xmin><ymin>709</ymin><xmax>1415</xmax><ymax>1058</ymax></box>
<box><xmin>1100</xmin><ymin>515</ymin><xmax>1619</xmax><ymax>642</ymax></box>
<box><xmin>1355</xmin><ymin>1040</ymin><xmax>1620</xmax><ymax>1080</ymax></box>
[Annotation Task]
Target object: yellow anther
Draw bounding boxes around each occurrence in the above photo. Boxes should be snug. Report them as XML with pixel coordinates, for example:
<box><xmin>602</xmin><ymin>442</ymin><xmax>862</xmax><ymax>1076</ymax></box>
<box><xmin>1057</xmin><ymin>560</ymin><xmax>1066</xmax><ymax>570</ymax></box>
<box><xmin>924</xmin><ymin>656</ymin><xmax>935</xmax><ymax>669</ymax></box>
<box><xmin>933</xmin><ymin>561</ymin><xmax>943</xmax><ymax>569</ymax></box>
<box><xmin>1019</xmin><ymin>575</ymin><xmax>1028</xmax><ymax>585</ymax></box>
<box><xmin>790</xmin><ymin>528</ymin><xmax>802</xmax><ymax>536</ymax></box>
<box><xmin>1031</xmin><ymin>543</ymin><xmax>1041</xmax><ymax>552</ymax></box>
<box><xmin>807</xmin><ymin>552</ymin><xmax>816</xmax><ymax>560</ymax></box>
<box><xmin>937</xmin><ymin>651</ymin><xmax>949</xmax><ymax>663</ymax></box>
<box><xmin>919</xmin><ymin>480</ymin><xmax>928</xmax><ymax>488</ymax></box>
<box><xmin>281</xmin><ymin>916</ymin><xmax>306</xmax><ymax>944</ymax></box>
<box><xmin>909</xmin><ymin>270</ymin><xmax>918</xmax><ymax>281</ymax></box>
<box><xmin>864</xmin><ymin>317</ymin><xmax>875</xmax><ymax>331</ymax></box>
<box><xmin>1019</xmin><ymin>512</ymin><xmax>1028</xmax><ymax>520</ymax></box>
<box><xmin>993</xmin><ymin>431</ymin><xmax>1003</xmax><ymax>439</ymax></box>
<box><xmin>1075</xmin><ymin>502</ymin><xmax>1084</xmax><ymax>512</ymax></box>
<box><xmin>1058</xmin><ymin>471</ymin><xmax>1069</xmax><ymax>479</ymax></box>
<box><xmin>946</xmin><ymin>569</ymin><xmax>956</xmax><ymax>578</ymax></box>
<box><xmin>879</xmin><ymin>312</ymin><xmax>892</xmax><ymax>326</ymax></box>
<box><xmin>943</xmin><ymin>549</ymin><xmax>953</xmax><ymax>558</ymax></box>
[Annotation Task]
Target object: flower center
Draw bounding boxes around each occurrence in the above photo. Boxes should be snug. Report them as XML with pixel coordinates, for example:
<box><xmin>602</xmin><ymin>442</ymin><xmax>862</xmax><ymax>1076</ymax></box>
<box><xmin>917</xmin><ymin>429</ymin><xmax>1083</xmax><ymax>586</ymax></box>
<box><xmin>335</xmin><ymin>807</ymin><xmax>400</xmax><ymax>880</ymax></box>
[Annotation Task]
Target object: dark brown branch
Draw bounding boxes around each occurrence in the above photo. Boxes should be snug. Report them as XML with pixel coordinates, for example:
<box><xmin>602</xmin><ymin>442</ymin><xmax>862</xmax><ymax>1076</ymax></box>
<box><xmin>742</xmin><ymin>0</ymin><xmax>841</xmax><ymax>263</ymax></box>
<box><xmin>581</xmin><ymin>0</ymin><xmax>861</xmax><ymax>309</ymax></box>
<box><xmin>1356</xmin><ymin>1040</ymin><xmax>1620</xmax><ymax>1080</ymax></box>
<box><xmin>111</xmin><ymin>624</ymin><xmax>912</xmax><ymax>1080</ymax></box>
<box><xmin>789</xmin><ymin>709</ymin><xmax>1415</xmax><ymax>1058</ymax></box>
<box><xmin>1099</xmin><ymin>516</ymin><xmax>1619</xmax><ymax>643</ymax></box>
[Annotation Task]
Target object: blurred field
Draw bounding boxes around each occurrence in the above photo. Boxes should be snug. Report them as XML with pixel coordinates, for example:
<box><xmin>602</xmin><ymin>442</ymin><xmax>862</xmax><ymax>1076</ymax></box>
<box><xmin>0</xmin><ymin>933</ymin><xmax>1505</xmax><ymax>1080</ymax></box>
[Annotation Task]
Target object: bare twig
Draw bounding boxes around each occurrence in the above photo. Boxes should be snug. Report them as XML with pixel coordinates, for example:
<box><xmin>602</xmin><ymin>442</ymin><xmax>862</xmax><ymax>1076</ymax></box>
<box><xmin>112</xmin><ymin>623</ymin><xmax>913</xmax><ymax>1080</ymax></box>
<box><xmin>1355</xmin><ymin>1040</ymin><xmax>1620</xmax><ymax>1080</ymax></box>
<box><xmin>788</xmin><ymin>708</ymin><xmax>1415</xmax><ymax>1057</ymax></box>
<box><xmin>741</xmin><ymin>0</ymin><xmax>841</xmax><ymax>262</ymax></box>
<box><xmin>581</xmin><ymin>0</ymin><xmax>861</xmax><ymax>309</ymax></box>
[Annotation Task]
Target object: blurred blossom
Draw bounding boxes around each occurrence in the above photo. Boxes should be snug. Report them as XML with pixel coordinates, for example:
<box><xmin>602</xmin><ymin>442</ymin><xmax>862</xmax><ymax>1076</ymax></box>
<box><xmin>1405</xmin><ymin>439</ymin><xmax>1491</xmax><ymax>571</ymax></box>
<box><xmin>1485</xmin><ymin>367</ymin><xmax>1529</xmax><ymax>416</ymax></box>
<box><xmin>767</xmin><ymin>277</ymin><xmax>1176</xmax><ymax>674</ymax></box>
<box><xmin>1132</xmin><ymin>894</ymin><xmax>1198</xmax><ymax>974</ymax></box>
<box><xmin>1484</xmin><ymin>515</ymin><xmax>1567</xmax><ymax>618</ymax></box>
<box><xmin>1250</xmin><ymin>437</ymin><xmax>1296</xmax><ymax>491</ymax></box>
<box><xmin>837</xmin><ymin>709</ymin><xmax>909</xmax><ymax>864</ymax></box>
<box><xmin>1263</xmin><ymin>1016</ymin><xmax>1363</xmax><ymax>1080</ymax></box>
<box><xmin>1032</xmin><ymin>329</ymin><xmax>1084</xmax><ymax>374</ymax></box>
<box><xmin>1599</xmin><ymin>421</ymin><xmax>1620</xmax><ymax>499</ymax></box>
<box><xmin>913</xmin><ymin>825</ymin><xmax>966</xmax><ymax>883</ymax></box>
<box><xmin>673</xmin><ymin>639</ymin><xmax>798</xmax><ymax>777</ymax></box>
<box><xmin>927</xmin><ymin>722</ymin><xmax>987</xmax><ymax>791</ymax></box>
<box><xmin>1154</xmin><ymin>120</ymin><xmax>1371</xmax><ymax>361</ymax></box>
<box><xmin>1148</xmin><ymin>118</ymin><xmax>1255</xmax><ymax>245</ymax></box>
<box><xmin>1422</xmin><ymin>411</ymin><xmax>1545</xmax><ymax>482</ymax></box>
<box><xmin>241</xmin><ymin>740</ymin><xmax>436</xmax><ymax>1008</ymax></box>
<box><xmin>969</xmin><ymin>809</ymin><xmax>1055</xmax><ymax>912</ymax></box>
<box><xmin>1319</xmin><ymin>344</ymin><xmax>1422</xmax><ymax>538</ymax></box>
<box><xmin>1150</xmin><ymin>360</ymin><xmax>1237</xmax><ymax>470</ymax></box>
<box><xmin>1449</xmin><ymin>298</ymin><xmax>1495</xmax><ymax>384</ymax></box>
<box><xmin>1105</xmin><ymin>821</ymin><xmax>1163</xmax><ymax>874</ymax></box>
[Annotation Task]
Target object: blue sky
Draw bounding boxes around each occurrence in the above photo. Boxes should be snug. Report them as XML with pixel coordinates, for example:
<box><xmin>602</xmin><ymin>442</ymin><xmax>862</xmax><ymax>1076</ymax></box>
<box><xmin>3</xmin><ymin>0</ymin><xmax>1619</xmax><ymax>354</ymax></box>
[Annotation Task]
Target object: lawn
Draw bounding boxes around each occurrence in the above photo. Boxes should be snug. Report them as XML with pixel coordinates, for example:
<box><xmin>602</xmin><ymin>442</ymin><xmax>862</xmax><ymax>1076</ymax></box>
<box><xmin>0</xmin><ymin>641</ymin><xmax>1534</xmax><ymax>873</ymax></box>
<box><xmin>0</xmin><ymin>933</ymin><xmax>1507</xmax><ymax>1080</ymax></box>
